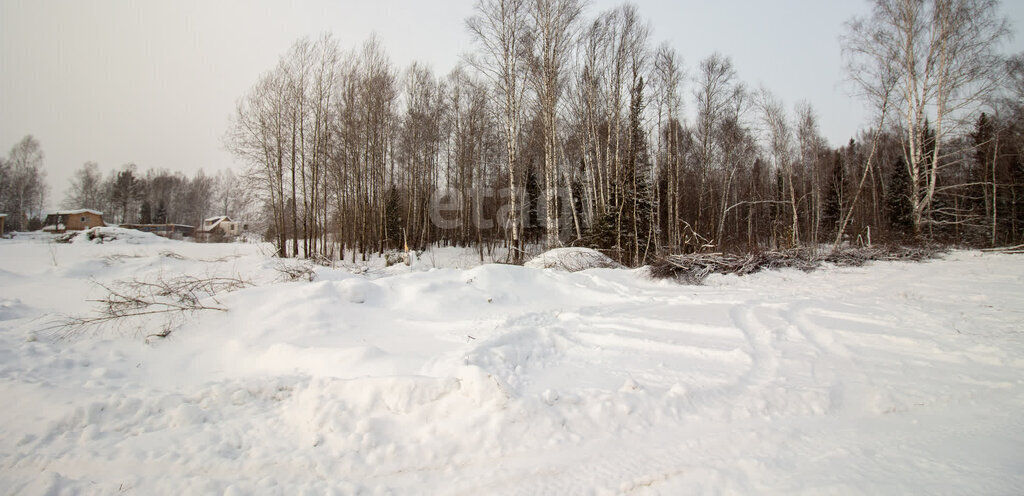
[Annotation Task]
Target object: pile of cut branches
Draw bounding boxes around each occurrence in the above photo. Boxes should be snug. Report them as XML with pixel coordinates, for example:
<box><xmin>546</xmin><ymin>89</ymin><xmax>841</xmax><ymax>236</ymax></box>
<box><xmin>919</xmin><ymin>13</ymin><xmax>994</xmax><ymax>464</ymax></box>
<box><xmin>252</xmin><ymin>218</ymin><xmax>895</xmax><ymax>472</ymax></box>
<box><xmin>650</xmin><ymin>246</ymin><xmax>941</xmax><ymax>284</ymax></box>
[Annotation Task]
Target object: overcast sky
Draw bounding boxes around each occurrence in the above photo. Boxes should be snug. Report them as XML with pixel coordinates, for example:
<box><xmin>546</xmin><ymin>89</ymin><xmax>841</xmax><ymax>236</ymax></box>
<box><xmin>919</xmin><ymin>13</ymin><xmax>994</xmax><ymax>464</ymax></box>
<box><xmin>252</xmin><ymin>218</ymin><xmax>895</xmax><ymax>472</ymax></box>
<box><xmin>2</xmin><ymin>0</ymin><xmax>1022</xmax><ymax>210</ymax></box>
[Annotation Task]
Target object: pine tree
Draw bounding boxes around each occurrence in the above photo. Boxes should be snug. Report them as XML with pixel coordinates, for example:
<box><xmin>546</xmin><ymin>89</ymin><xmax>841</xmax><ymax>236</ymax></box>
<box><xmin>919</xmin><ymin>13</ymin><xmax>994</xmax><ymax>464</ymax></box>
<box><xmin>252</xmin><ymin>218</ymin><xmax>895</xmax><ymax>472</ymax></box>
<box><xmin>109</xmin><ymin>166</ymin><xmax>145</xmax><ymax>223</ymax></box>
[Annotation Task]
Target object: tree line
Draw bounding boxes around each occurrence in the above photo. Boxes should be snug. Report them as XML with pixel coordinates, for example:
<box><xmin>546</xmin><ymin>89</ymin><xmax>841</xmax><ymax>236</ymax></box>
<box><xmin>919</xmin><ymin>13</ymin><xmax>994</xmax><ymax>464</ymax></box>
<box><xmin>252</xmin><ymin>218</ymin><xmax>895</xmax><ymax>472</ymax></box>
<box><xmin>0</xmin><ymin>135</ymin><xmax>253</xmax><ymax>233</ymax></box>
<box><xmin>226</xmin><ymin>0</ymin><xmax>1024</xmax><ymax>264</ymax></box>
<box><xmin>8</xmin><ymin>1</ymin><xmax>1020</xmax><ymax>259</ymax></box>
<box><xmin>61</xmin><ymin>162</ymin><xmax>253</xmax><ymax>228</ymax></box>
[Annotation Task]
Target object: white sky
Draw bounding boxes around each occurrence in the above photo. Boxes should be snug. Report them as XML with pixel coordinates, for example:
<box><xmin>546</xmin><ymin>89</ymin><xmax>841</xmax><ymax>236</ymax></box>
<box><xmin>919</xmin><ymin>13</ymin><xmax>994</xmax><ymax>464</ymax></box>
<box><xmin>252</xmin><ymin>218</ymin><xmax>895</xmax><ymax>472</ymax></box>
<box><xmin>2</xmin><ymin>0</ymin><xmax>1022</xmax><ymax>209</ymax></box>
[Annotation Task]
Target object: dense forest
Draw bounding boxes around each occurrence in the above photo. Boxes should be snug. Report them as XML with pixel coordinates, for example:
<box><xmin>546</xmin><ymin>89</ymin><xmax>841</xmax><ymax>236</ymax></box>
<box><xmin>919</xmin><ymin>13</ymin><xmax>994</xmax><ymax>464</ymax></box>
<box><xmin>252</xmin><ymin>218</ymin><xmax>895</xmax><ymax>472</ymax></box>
<box><xmin>224</xmin><ymin>0</ymin><xmax>1024</xmax><ymax>264</ymax></box>
<box><xmin>3</xmin><ymin>0</ymin><xmax>1022</xmax><ymax>266</ymax></box>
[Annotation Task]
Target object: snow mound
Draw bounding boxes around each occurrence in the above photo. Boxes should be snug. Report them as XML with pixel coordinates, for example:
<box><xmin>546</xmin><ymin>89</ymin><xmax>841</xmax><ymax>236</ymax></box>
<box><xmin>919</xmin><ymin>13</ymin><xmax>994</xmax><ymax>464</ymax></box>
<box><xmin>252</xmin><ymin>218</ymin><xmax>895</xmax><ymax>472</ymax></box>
<box><xmin>66</xmin><ymin>226</ymin><xmax>172</xmax><ymax>245</ymax></box>
<box><xmin>0</xmin><ymin>298</ymin><xmax>33</xmax><ymax>321</ymax></box>
<box><xmin>525</xmin><ymin>247</ymin><xmax>623</xmax><ymax>272</ymax></box>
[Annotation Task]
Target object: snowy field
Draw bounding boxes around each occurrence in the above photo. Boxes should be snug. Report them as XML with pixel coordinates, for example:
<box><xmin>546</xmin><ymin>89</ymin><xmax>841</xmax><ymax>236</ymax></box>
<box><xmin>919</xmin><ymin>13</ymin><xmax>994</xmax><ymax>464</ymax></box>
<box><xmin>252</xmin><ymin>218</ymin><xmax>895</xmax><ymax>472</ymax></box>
<box><xmin>1</xmin><ymin>230</ymin><xmax>1023</xmax><ymax>495</ymax></box>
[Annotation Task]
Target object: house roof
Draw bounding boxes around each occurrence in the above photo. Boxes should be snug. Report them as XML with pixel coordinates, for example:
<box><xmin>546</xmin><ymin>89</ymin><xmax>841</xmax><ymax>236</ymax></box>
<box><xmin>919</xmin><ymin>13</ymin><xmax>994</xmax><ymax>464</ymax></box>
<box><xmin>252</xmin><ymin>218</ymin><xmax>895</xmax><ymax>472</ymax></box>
<box><xmin>202</xmin><ymin>216</ymin><xmax>233</xmax><ymax>232</ymax></box>
<box><xmin>0</xmin><ymin>214</ymin><xmax>6</xmax><ymax>218</ymax></box>
<box><xmin>49</xmin><ymin>209</ymin><xmax>103</xmax><ymax>216</ymax></box>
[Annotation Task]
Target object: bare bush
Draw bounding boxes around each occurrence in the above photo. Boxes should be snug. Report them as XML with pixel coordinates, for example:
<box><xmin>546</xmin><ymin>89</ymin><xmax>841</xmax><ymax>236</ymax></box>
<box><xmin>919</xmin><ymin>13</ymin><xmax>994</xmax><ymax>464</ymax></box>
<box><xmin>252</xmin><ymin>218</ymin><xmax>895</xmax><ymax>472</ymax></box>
<box><xmin>273</xmin><ymin>260</ymin><xmax>316</xmax><ymax>282</ymax></box>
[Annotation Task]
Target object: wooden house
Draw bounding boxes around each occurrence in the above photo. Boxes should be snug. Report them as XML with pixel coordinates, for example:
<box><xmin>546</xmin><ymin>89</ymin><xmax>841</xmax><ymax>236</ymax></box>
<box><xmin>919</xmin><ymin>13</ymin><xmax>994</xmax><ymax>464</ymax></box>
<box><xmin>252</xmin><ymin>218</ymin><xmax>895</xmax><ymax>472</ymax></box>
<box><xmin>201</xmin><ymin>216</ymin><xmax>241</xmax><ymax>236</ymax></box>
<box><xmin>42</xmin><ymin>209</ymin><xmax>105</xmax><ymax>232</ymax></box>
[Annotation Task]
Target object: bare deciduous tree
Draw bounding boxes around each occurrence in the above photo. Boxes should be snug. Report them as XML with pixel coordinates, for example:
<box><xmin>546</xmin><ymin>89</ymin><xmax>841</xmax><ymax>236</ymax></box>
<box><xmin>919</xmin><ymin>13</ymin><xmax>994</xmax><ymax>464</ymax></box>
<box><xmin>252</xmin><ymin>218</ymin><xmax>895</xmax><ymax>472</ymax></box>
<box><xmin>63</xmin><ymin>162</ymin><xmax>105</xmax><ymax>211</ymax></box>
<box><xmin>467</xmin><ymin>0</ymin><xmax>530</xmax><ymax>262</ymax></box>
<box><xmin>845</xmin><ymin>0</ymin><xmax>1010</xmax><ymax>236</ymax></box>
<box><xmin>757</xmin><ymin>88</ymin><xmax>800</xmax><ymax>248</ymax></box>
<box><xmin>693</xmin><ymin>54</ymin><xmax>737</xmax><ymax>239</ymax></box>
<box><xmin>526</xmin><ymin>0</ymin><xmax>583</xmax><ymax>248</ymax></box>
<box><xmin>2</xmin><ymin>135</ymin><xmax>47</xmax><ymax>231</ymax></box>
<box><xmin>652</xmin><ymin>43</ymin><xmax>684</xmax><ymax>250</ymax></box>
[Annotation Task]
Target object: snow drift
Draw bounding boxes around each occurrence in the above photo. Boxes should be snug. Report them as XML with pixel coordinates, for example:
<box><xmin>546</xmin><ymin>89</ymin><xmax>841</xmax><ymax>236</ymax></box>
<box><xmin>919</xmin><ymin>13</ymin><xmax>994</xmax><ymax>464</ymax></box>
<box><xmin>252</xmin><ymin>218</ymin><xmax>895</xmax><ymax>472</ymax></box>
<box><xmin>1</xmin><ymin>237</ymin><xmax>1023</xmax><ymax>494</ymax></box>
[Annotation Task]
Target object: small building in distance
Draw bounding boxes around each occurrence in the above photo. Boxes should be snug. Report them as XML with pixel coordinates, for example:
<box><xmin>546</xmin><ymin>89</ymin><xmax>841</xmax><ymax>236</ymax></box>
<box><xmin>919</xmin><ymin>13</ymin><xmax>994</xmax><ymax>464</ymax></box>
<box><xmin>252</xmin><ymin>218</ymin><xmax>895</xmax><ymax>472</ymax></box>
<box><xmin>119</xmin><ymin>223</ymin><xmax>195</xmax><ymax>239</ymax></box>
<box><xmin>42</xmin><ymin>209</ymin><xmax>104</xmax><ymax>233</ymax></box>
<box><xmin>0</xmin><ymin>214</ymin><xmax>6</xmax><ymax>235</ymax></box>
<box><xmin>199</xmin><ymin>216</ymin><xmax>244</xmax><ymax>238</ymax></box>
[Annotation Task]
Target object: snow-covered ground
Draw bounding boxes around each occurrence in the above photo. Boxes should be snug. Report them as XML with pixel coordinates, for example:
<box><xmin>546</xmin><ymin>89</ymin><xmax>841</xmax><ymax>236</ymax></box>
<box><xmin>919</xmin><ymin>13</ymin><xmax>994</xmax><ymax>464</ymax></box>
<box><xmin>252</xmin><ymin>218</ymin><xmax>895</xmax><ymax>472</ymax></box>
<box><xmin>1</xmin><ymin>231</ymin><xmax>1023</xmax><ymax>494</ymax></box>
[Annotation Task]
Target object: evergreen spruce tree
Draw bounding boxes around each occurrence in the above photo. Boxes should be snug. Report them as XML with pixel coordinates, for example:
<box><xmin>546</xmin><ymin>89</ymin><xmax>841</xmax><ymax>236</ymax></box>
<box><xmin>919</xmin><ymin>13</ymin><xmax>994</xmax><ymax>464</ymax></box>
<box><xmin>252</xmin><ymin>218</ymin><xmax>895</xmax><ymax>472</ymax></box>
<box><xmin>887</xmin><ymin>156</ymin><xmax>913</xmax><ymax>235</ymax></box>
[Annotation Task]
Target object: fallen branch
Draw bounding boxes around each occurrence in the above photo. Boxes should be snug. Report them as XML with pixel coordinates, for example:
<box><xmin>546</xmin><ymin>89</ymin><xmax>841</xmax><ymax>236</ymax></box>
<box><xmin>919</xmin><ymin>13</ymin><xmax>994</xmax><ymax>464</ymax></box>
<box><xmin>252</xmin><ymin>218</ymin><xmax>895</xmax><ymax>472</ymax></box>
<box><xmin>159</xmin><ymin>250</ymin><xmax>188</xmax><ymax>260</ymax></box>
<box><xmin>981</xmin><ymin>244</ymin><xmax>1024</xmax><ymax>254</ymax></box>
<box><xmin>49</xmin><ymin>274</ymin><xmax>251</xmax><ymax>341</ymax></box>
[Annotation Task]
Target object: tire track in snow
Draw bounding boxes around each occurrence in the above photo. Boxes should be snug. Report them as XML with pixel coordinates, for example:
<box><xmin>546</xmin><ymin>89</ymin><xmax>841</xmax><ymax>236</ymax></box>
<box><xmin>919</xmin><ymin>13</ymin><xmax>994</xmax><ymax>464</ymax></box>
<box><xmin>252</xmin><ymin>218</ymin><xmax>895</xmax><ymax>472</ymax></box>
<box><xmin>786</xmin><ymin>302</ymin><xmax>901</xmax><ymax>416</ymax></box>
<box><xmin>442</xmin><ymin>303</ymin><xmax>789</xmax><ymax>494</ymax></box>
<box><xmin>728</xmin><ymin>302</ymin><xmax>781</xmax><ymax>392</ymax></box>
<box><xmin>449</xmin><ymin>290</ymin><xmax>1024</xmax><ymax>494</ymax></box>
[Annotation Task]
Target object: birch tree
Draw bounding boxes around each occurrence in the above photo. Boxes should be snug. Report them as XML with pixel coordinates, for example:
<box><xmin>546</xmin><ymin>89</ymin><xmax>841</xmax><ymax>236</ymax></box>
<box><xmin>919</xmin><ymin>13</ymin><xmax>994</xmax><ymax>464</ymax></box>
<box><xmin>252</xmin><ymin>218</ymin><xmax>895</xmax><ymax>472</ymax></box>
<box><xmin>847</xmin><ymin>0</ymin><xmax>1009</xmax><ymax>236</ymax></box>
<box><xmin>227</xmin><ymin>63</ymin><xmax>290</xmax><ymax>256</ymax></box>
<box><xmin>526</xmin><ymin>0</ymin><xmax>583</xmax><ymax>248</ymax></box>
<box><xmin>756</xmin><ymin>89</ymin><xmax>800</xmax><ymax>248</ymax></box>
<box><xmin>467</xmin><ymin>0</ymin><xmax>530</xmax><ymax>262</ymax></box>
<box><xmin>2</xmin><ymin>136</ymin><xmax>47</xmax><ymax>231</ymax></box>
<box><xmin>652</xmin><ymin>43</ymin><xmax>684</xmax><ymax>249</ymax></box>
<box><xmin>693</xmin><ymin>54</ymin><xmax>737</xmax><ymax>239</ymax></box>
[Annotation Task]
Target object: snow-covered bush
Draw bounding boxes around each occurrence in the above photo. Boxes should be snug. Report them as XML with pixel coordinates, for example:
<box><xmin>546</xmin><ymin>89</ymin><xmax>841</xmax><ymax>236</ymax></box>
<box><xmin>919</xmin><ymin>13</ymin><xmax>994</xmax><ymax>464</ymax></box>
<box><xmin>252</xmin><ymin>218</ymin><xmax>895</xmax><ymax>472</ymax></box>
<box><xmin>524</xmin><ymin>247</ymin><xmax>623</xmax><ymax>272</ymax></box>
